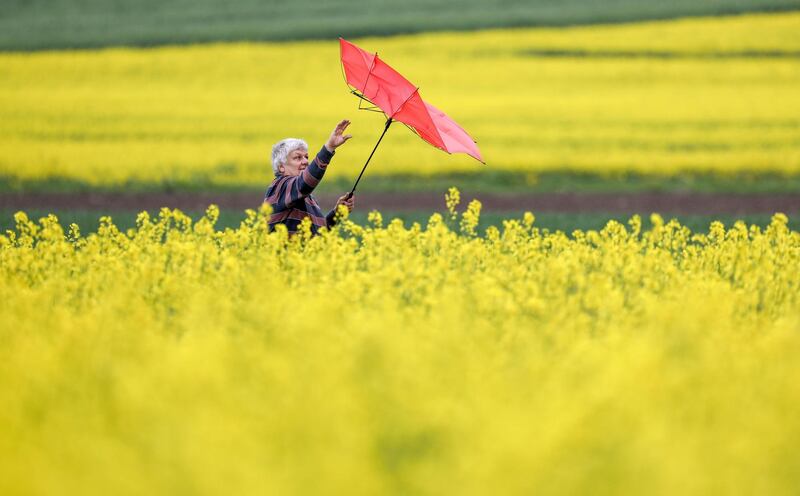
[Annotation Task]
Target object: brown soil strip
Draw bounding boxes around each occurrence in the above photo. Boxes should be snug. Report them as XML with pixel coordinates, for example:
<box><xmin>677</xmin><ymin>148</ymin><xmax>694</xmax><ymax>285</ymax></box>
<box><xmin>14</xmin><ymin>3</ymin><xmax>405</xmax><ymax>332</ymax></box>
<box><xmin>1</xmin><ymin>191</ymin><xmax>799</xmax><ymax>215</ymax></box>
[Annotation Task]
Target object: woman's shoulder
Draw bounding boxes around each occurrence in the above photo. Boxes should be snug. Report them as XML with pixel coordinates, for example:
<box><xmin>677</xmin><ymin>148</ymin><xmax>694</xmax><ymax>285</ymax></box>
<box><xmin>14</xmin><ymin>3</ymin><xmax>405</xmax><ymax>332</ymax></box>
<box><xmin>264</xmin><ymin>175</ymin><xmax>292</xmax><ymax>202</ymax></box>
<box><xmin>267</xmin><ymin>174</ymin><xmax>291</xmax><ymax>189</ymax></box>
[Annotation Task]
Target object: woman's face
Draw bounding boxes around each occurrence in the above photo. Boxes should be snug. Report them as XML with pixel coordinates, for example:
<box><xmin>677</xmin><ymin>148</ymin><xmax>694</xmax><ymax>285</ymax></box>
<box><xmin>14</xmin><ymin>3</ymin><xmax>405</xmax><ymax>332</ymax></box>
<box><xmin>280</xmin><ymin>148</ymin><xmax>309</xmax><ymax>176</ymax></box>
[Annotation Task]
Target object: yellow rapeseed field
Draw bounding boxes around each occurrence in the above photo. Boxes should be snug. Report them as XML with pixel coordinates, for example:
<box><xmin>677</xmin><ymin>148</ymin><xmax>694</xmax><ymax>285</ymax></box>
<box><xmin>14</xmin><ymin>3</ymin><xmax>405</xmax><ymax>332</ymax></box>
<box><xmin>1</xmin><ymin>192</ymin><xmax>799</xmax><ymax>494</ymax></box>
<box><xmin>1</xmin><ymin>13</ymin><xmax>799</xmax><ymax>187</ymax></box>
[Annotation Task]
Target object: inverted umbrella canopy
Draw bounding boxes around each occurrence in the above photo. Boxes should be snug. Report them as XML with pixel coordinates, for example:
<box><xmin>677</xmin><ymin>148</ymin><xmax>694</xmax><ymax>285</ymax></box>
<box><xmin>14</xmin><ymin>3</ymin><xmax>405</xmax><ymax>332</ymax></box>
<box><xmin>339</xmin><ymin>38</ymin><xmax>483</xmax><ymax>195</ymax></box>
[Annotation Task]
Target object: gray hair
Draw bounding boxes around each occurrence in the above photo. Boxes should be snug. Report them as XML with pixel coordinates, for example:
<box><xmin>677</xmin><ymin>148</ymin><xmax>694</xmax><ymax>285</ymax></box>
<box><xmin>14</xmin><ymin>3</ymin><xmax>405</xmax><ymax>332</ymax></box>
<box><xmin>271</xmin><ymin>138</ymin><xmax>308</xmax><ymax>174</ymax></box>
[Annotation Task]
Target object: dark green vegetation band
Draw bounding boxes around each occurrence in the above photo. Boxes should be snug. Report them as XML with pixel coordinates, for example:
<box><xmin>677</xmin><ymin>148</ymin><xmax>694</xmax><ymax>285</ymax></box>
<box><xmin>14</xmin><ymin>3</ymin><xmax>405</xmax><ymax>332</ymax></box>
<box><xmin>3</xmin><ymin>172</ymin><xmax>800</xmax><ymax>195</ymax></box>
<box><xmin>2</xmin><ymin>0</ymin><xmax>799</xmax><ymax>51</ymax></box>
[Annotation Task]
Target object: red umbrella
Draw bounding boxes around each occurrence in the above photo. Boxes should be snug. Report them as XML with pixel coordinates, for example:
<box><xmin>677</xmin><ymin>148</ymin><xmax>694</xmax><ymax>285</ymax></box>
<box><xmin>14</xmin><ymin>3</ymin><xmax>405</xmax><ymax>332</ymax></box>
<box><xmin>339</xmin><ymin>38</ymin><xmax>483</xmax><ymax>196</ymax></box>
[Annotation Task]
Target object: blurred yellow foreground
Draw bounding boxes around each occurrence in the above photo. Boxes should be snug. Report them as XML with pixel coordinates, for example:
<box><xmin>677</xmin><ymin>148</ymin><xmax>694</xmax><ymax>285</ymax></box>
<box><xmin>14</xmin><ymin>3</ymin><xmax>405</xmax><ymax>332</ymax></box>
<box><xmin>1</xmin><ymin>199</ymin><xmax>799</xmax><ymax>494</ymax></box>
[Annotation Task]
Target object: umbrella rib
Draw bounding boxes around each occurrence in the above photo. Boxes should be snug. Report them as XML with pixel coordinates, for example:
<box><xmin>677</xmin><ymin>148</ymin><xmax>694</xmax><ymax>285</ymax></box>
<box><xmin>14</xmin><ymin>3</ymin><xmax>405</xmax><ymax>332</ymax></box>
<box><xmin>338</xmin><ymin>44</ymin><xmax>350</xmax><ymax>90</ymax></box>
<box><xmin>349</xmin><ymin>89</ymin><xmax>383</xmax><ymax>113</ymax></box>
<box><xmin>339</xmin><ymin>42</ymin><xmax>372</xmax><ymax>113</ymax></box>
<box><xmin>339</xmin><ymin>39</ymin><xmax>383</xmax><ymax>113</ymax></box>
<box><xmin>402</xmin><ymin>122</ymin><xmax>423</xmax><ymax>140</ymax></box>
<box><xmin>360</xmin><ymin>53</ymin><xmax>378</xmax><ymax>104</ymax></box>
<box><xmin>403</xmin><ymin>122</ymin><xmax>448</xmax><ymax>153</ymax></box>
<box><xmin>391</xmin><ymin>88</ymin><xmax>446</xmax><ymax>152</ymax></box>
<box><xmin>389</xmin><ymin>87</ymin><xmax>419</xmax><ymax>118</ymax></box>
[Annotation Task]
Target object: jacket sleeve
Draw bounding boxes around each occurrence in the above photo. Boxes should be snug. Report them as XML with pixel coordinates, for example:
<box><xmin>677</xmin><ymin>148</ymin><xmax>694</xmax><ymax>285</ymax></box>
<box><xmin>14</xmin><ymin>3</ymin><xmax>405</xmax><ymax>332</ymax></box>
<box><xmin>326</xmin><ymin>208</ymin><xmax>337</xmax><ymax>228</ymax></box>
<box><xmin>268</xmin><ymin>146</ymin><xmax>333</xmax><ymax>210</ymax></box>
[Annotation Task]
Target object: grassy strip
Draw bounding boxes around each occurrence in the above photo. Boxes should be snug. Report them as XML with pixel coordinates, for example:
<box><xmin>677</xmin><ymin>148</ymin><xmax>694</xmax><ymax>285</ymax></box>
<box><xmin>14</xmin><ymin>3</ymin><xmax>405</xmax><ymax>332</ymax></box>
<box><xmin>325</xmin><ymin>171</ymin><xmax>800</xmax><ymax>195</ymax></box>
<box><xmin>2</xmin><ymin>0</ymin><xmax>798</xmax><ymax>51</ymax></box>
<box><xmin>4</xmin><ymin>208</ymin><xmax>797</xmax><ymax>236</ymax></box>
<box><xmin>3</xmin><ymin>171</ymin><xmax>800</xmax><ymax>195</ymax></box>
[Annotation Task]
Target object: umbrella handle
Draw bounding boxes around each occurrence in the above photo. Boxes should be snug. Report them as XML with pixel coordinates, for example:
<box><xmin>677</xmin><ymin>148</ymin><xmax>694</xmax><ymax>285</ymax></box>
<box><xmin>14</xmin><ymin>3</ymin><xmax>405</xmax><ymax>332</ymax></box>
<box><xmin>348</xmin><ymin>118</ymin><xmax>393</xmax><ymax>198</ymax></box>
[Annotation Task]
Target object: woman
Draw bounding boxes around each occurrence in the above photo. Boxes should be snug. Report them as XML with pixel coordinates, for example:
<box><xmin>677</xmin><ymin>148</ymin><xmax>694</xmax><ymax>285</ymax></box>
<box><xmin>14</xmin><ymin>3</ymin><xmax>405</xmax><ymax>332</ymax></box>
<box><xmin>264</xmin><ymin>119</ymin><xmax>355</xmax><ymax>235</ymax></box>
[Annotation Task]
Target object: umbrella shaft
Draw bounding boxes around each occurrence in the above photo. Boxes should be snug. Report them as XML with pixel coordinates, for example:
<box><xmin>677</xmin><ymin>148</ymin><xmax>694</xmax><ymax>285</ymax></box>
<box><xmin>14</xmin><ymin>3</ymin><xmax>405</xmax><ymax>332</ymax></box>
<box><xmin>349</xmin><ymin>118</ymin><xmax>393</xmax><ymax>198</ymax></box>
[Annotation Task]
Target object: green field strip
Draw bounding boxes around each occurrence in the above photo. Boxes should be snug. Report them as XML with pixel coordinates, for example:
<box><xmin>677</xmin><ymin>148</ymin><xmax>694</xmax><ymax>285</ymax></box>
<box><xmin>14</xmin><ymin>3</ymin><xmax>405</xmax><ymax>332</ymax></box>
<box><xmin>1</xmin><ymin>0</ymin><xmax>799</xmax><ymax>50</ymax></box>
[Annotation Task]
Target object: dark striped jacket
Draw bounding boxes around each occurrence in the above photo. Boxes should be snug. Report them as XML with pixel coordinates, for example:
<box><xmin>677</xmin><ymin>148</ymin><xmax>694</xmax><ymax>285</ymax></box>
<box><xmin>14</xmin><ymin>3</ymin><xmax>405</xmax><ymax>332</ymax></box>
<box><xmin>263</xmin><ymin>146</ymin><xmax>337</xmax><ymax>235</ymax></box>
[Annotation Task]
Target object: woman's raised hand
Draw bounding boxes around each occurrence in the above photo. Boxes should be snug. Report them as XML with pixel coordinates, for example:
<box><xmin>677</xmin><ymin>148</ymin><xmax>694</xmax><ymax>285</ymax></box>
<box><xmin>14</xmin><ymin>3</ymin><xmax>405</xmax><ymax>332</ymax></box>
<box><xmin>325</xmin><ymin>119</ymin><xmax>352</xmax><ymax>151</ymax></box>
<box><xmin>336</xmin><ymin>193</ymin><xmax>355</xmax><ymax>212</ymax></box>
